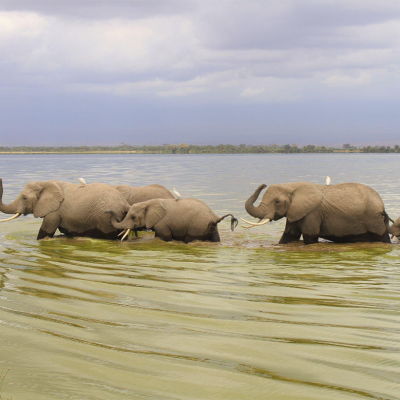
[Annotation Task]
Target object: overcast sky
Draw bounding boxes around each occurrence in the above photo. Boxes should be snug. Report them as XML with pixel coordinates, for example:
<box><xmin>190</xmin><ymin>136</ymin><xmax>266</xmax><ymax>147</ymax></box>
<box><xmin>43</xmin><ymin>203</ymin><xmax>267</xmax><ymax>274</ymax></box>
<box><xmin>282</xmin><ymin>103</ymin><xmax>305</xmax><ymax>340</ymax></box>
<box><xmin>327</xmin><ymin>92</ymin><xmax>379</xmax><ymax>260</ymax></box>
<box><xmin>1</xmin><ymin>0</ymin><xmax>400</xmax><ymax>146</ymax></box>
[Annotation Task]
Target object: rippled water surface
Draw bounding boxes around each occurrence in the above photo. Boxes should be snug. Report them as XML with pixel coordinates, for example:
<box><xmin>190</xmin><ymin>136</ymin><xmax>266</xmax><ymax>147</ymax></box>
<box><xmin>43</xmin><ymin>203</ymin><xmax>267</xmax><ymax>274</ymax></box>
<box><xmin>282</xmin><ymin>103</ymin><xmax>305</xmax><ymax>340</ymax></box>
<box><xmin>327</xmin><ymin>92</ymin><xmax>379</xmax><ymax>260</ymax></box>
<box><xmin>1</xmin><ymin>154</ymin><xmax>400</xmax><ymax>400</ymax></box>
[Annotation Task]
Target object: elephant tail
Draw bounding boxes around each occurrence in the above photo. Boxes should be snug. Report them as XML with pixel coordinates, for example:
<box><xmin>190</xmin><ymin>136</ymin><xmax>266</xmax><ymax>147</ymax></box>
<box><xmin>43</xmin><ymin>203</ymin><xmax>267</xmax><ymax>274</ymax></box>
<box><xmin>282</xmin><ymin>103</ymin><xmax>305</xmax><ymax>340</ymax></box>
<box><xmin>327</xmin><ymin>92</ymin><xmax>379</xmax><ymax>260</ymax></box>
<box><xmin>384</xmin><ymin>210</ymin><xmax>394</xmax><ymax>227</ymax></box>
<box><xmin>216</xmin><ymin>214</ymin><xmax>239</xmax><ymax>231</ymax></box>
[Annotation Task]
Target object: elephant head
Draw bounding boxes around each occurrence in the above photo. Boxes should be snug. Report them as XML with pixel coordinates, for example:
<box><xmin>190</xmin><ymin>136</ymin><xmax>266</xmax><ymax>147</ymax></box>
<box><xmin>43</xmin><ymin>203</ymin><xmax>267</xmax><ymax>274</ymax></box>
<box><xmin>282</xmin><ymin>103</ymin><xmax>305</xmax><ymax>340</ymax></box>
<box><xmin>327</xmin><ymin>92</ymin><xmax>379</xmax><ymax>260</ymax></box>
<box><xmin>245</xmin><ymin>182</ymin><xmax>323</xmax><ymax>225</ymax></box>
<box><xmin>388</xmin><ymin>217</ymin><xmax>400</xmax><ymax>238</ymax></box>
<box><xmin>107</xmin><ymin>199</ymin><xmax>166</xmax><ymax>240</ymax></box>
<box><xmin>0</xmin><ymin>179</ymin><xmax>64</xmax><ymax>222</ymax></box>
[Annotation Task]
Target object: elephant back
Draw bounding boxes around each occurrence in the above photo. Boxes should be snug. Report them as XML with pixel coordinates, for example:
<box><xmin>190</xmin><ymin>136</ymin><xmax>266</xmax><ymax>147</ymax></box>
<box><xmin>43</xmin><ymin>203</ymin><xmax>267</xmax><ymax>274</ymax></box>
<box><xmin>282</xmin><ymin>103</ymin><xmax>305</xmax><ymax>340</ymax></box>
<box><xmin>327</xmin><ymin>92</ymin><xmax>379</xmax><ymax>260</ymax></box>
<box><xmin>164</xmin><ymin>198</ymin><xmax>219</xmax><ymax>236</ymax></box>
<box><xmin>319</xmin><ymin>183</ymin><xmax>386</xmax><ymax>236</ymax></box>
<box><xmin>114</xmin><ymin>185</ymin><xmax>132</xmax><ymax>202</ymax></box>
<box><xmin>117</xmin><ymin>184</ymin><xmax>174</xmax><ymax>205</ymax></box>
<box><xmin>321</xmin><ymin>183</ymin><xmax>384</xmax><ymax>217</ymax></box>
<box><xmin>59</xmin><ymin>183</ymin><xmax>129</xmax><ymax>232</ymax></box>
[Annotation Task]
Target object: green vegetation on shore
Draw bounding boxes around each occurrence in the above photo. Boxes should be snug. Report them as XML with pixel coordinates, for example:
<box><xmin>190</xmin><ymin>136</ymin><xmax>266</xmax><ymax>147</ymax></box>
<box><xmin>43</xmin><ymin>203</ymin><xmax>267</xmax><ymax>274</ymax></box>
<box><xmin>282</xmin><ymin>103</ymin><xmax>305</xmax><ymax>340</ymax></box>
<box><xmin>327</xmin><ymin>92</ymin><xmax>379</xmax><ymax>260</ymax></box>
<box><xmin>1</xmin><ymin>143</ymin><xmax>400</xmax><ymax>154</ymax></box>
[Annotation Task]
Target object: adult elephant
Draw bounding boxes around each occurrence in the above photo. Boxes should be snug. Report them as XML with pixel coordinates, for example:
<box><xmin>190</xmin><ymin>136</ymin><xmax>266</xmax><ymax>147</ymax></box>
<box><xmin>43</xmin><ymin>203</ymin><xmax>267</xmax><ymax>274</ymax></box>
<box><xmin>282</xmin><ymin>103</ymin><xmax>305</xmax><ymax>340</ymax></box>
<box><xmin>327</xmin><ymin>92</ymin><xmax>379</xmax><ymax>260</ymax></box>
<box><xmin>244</xmin><ymin>182</ymin><xmax>391</xmax><ymax>244</ymax></box>
<box><xmin>114</xmin><ymin>184</ymin><xmax>174</xmax><ymax>205</ymax></box>
<box><xmin>107</xmin><ymin>198</ymin><xmax>238</xmax><ymax>243</ymax></box>
<box><xmin>0</xmin><ymin>179</ymin><xmax>129</xmax><ymax>240</ymax></box>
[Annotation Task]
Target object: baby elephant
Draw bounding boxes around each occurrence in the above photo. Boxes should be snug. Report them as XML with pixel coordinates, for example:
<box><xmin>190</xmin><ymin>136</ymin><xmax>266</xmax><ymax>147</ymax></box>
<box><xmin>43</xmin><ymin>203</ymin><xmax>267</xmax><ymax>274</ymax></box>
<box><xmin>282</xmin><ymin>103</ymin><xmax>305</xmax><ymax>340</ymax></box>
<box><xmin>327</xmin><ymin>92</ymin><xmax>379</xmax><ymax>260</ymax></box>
<box><xmin>388</xmin><ymin>217</ymin><xmax>400</xmax><ymax>239</ymax></box>
<box><xmin>107</xmin><ymin>198</ymin><xmax>238</xmax><ymax>243</ymax></box>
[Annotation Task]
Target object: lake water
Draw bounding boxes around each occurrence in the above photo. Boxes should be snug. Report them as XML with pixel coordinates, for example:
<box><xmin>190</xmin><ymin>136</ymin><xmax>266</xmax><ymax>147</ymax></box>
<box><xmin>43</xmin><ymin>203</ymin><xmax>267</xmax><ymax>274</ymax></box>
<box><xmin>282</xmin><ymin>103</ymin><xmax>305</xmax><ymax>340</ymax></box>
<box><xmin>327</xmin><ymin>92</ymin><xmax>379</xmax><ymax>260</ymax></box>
<box><xmin>1</xmin><ymin>154</ymin><xmax>400</xmax><ymax>400</ymax></box>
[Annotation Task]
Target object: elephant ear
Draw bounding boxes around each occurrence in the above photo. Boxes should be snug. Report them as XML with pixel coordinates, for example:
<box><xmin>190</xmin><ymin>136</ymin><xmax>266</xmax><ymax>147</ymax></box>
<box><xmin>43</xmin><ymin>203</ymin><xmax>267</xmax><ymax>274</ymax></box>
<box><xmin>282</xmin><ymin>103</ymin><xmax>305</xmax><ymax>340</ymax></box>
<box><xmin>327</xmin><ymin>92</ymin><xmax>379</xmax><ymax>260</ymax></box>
<box><xmin>144</xmin><ymin>201</ymin><xmax>166</xmax><ymax>229</ymax></box>
<box><xmin>287</xmin><ymin>184</ymin><xmax>323</xmax><ymax>222</ymax></box>
<box><xmin>34</xmin><ymin>182</ymin><xmax>64</xmax><ymax>218</ymax></box>
<box><xmin>114</xmin><ymin>185</ymin><xmax>131</xmax><ymax>202</ymax></box>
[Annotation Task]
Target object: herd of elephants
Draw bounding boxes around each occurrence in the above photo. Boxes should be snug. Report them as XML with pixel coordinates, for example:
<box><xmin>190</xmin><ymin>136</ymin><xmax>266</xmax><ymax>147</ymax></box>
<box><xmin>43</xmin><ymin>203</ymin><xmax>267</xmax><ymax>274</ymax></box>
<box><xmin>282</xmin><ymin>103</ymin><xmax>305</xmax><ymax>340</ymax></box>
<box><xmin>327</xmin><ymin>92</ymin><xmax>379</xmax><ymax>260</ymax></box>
<box><xmin>0</xmin><ymin>178</ymin><xmax>400</xmax><ymax>245</ymax></box>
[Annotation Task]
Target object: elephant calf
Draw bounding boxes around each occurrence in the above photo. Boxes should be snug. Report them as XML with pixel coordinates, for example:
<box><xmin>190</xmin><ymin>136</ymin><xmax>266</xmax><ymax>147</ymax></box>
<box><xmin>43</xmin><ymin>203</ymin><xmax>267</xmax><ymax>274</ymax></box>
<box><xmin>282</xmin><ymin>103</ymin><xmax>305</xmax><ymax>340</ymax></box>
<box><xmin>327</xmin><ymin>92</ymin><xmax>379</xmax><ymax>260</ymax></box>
<box><xmin>388</xmin><ymin>217</ymin><xmax>400</xmax><ymax>239</ymax></box>
<box><xmin>244</xmin><ymin>182</ymin><xmax>391</xmax><ymax>245</ymax></box>
<box><xmin>107</xmin><ymin>198</ymin><xmax>238</xmax><ymax>243</ymax></box>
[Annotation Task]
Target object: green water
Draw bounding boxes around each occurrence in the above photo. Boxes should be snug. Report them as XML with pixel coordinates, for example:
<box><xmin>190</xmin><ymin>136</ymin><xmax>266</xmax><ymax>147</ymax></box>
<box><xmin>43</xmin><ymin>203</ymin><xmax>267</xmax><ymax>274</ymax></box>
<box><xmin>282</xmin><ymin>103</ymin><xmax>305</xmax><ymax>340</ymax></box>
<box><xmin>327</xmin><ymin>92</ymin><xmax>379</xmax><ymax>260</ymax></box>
<box><xmin>1</xmin><ymin>154</ymin><xmax>400</xmax><ymax>399</ymax></box>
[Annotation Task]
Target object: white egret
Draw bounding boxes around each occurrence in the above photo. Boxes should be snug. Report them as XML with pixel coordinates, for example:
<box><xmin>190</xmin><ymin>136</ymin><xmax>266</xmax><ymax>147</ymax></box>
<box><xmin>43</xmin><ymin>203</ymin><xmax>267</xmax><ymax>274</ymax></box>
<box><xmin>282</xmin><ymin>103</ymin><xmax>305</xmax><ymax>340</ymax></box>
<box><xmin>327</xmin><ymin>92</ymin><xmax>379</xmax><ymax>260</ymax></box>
<box><xmin>171</xmin><ymin>188</ymin><xmax>182</xmax><ymax>201</ymax></box>
<box><xmin>326</xmin><ymin>176</ymin><xmax>331</xmax><ymax>186</ymax></box>
<box><xmin>78</xmin><ymin>178</ymin><xmax>87</xmax><ymax>187</ymax></box>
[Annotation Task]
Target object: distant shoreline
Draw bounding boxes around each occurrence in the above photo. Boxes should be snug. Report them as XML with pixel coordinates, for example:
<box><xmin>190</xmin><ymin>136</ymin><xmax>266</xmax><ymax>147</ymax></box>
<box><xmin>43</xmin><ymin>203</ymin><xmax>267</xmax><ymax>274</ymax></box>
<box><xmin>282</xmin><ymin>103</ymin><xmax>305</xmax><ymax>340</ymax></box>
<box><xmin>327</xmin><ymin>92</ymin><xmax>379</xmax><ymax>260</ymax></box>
<box><xmin>0</xmin><ymin>144</ymin><xmax>399</xmax><ymax>154</ymax></box>
<box><xmin>0</xmin><ymin>151</ymin><xmax>367</xmax><ymax>155</ymax></box>
<box><xmin>0</xmin><ymin>151</ymin><xmax>141</xmax><ymax>154</ymax></box>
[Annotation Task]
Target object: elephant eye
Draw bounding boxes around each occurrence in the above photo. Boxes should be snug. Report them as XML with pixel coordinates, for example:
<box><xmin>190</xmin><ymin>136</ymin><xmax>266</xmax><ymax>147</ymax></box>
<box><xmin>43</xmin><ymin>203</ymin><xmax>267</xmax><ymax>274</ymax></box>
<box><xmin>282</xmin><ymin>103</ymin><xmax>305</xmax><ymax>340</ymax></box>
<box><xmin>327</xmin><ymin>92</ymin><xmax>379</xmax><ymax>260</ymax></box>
<box><xmin>22</xmin><ymin>195</ymin><xmax>27</xmax><ymax>200</ymax></box>
<box><xmin>275</xmin><ymin>199</ymin><xmax>280</xmax><ymax>203</ymax></box>
<box><xmin>131</xmin><ymin>215</ymin><xmax>136</xmax><ymax>220</ymax></box>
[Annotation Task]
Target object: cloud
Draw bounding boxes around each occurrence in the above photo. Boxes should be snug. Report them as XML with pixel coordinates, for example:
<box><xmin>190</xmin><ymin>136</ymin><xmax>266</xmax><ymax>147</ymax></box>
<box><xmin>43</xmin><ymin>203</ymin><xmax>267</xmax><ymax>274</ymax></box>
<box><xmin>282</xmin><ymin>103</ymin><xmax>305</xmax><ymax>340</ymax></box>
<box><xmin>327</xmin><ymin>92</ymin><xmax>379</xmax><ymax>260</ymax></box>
<box><xmin>195</xmin><ymin>0</ymin><xmax>400</xmax><ymax>50</ymax></box>
<box><xmin>0</xmin><ymin>0</ymin><xmax>194</xmax><ymax>19</ymax></box>
<box><xmin>240</xmin><ymin>88</ymin><xmax>265</xmax><ymax>97</ymax></box>
<box><xmin>323</xmin><ymin>72</ymin><xmax>371</xmax><ymax>87</ymax></box>
<box><xmin>1</xmin><ymin>2</ymin><xmax>400</xmax><ymax>100</ymax></box>
<box><xmin>0</xmin><ymin>11</ymin><xmax>46</xmax><ymax>37</ymax></box>
<box><xmin>0</xmin><ymin>13</ymin><xmax>196</xmax><ymax>73</ymax></box>
<box><xmin>1</xmin><ymin>1</ymin><xmax>400</xmax><ymax>146</ymax></box>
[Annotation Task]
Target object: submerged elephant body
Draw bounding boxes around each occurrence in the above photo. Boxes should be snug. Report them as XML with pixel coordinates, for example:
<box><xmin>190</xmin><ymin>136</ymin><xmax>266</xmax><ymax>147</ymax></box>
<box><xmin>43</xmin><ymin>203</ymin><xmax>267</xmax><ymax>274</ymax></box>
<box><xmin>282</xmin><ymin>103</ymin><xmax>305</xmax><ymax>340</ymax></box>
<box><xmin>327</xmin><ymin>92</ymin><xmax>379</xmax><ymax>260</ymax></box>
<box><xmin>0</xmin><ymin>179</ymin><xmax>129</xmax><ymax>240</ymax></box>
<box><xmin>245</xmin><ymin>182</ymin><xmax>390</xmax><ymax>244</ymax></box>
<box><xmin>114</xmin><ymin>184</ymin><xmax>174</xmax><ymax>205</ymax></box>
<box><xmin>109</xmin><ymin>198</ymin><xmax>237</xmax><ymax>243</ymax></box>
<box><xmin>1</xmin><ymin>177</ymin><xmax>393</xmax><ymax>246</ymax></box>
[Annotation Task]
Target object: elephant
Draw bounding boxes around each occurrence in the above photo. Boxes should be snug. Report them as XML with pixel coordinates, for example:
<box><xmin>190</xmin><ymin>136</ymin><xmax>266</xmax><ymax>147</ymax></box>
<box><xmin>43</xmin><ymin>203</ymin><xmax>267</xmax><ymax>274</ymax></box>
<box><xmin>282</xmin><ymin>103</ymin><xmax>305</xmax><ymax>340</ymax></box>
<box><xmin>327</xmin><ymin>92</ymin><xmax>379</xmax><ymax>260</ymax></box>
<box><xmin>114</xmin><ymin>184</ymin><xmax>175</xmax><ymax>205</ymax></box>
<box><xmin>0</xmin><ymin>179</ymin><xmax>130</xmax><ymax>240</ymax></box>
<box><xmin>388</xmin><ymin>217</ymin><xmax>400</xmax><ymax>239</ymax></box>
<box><xmin>244</xmin><ymin>182</ymin><xmax>391</xmax><ymax>245</ymax></box>
<box><xmin>107</xmin><ymin>198</ymin><xmax>238</xmax><ymax>243</ymax></box>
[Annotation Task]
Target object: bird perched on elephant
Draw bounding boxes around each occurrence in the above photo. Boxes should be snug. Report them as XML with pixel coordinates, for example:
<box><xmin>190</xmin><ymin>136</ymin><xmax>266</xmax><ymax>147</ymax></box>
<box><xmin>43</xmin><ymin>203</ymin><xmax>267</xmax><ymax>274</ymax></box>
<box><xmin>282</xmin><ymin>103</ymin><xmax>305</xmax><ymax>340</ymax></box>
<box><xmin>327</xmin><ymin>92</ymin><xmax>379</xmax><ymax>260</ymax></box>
<box><xmin>0</xmin><ymin>179</ymin><xmax>130</xmax><ymax>240</ymax></box>
<box><xmin>244</xmin><ymin>182</ymin><xmax>391</xmax><ymax>244</ymax></box>
<box><xmin>107</xmin><ymin>198</ymin><xmax>238</xmax><ymax>243</ymax></box>
<box><xmin>114</xmin><ymin>184</ymin><xmax>175</xmax><ymax>205</ymax></box>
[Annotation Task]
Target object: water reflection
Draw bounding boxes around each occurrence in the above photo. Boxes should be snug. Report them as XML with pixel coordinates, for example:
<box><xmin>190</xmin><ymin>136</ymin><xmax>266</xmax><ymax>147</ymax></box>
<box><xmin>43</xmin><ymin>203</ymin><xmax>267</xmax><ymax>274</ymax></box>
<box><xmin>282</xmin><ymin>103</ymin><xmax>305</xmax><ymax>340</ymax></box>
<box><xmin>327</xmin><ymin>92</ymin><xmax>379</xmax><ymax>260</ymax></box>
<box><xmin>1</xmin><ymin>155</ymin><xmax>400</xmax><ymax>399</ymax></box>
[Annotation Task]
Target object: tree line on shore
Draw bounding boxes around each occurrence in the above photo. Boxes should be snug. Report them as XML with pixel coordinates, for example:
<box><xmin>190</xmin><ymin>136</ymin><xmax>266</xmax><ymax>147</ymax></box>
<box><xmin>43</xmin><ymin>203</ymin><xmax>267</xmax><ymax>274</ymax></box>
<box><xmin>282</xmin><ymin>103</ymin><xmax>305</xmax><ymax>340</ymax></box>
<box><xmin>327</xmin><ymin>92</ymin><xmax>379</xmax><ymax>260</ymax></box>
<box><xmin>0</xmin><ymin>143</ymin><xmax>400</xmax><ymax>154</ymax></box>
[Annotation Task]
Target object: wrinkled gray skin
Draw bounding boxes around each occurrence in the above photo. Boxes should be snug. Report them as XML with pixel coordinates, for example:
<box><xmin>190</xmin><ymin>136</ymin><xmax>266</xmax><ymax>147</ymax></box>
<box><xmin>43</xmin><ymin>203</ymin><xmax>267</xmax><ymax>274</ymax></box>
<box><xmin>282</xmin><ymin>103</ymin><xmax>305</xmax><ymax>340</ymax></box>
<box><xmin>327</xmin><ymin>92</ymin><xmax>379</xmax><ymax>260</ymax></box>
<box><xmin>245</xmin><ymin>182</ymin><xmax>391</xmax><ymax>245</ymax></box>
<box><xmin>108</xmin><ymin>198</ymin><xmax>236</xmax><ymax>243</ymax></box>
<box><xmin>388</xmin><ymin>217</ymin><xmax>400</xmax><ymax>238</ymax></box>
<box><xmin>0</xmin><ymin>179</ymin><xmax>129</xmax><ymax>240</ymax></box>
<box><xmin>114</xmin><ymin>184</ymin><xmax>174</xmax><ymax>205</ymax></box>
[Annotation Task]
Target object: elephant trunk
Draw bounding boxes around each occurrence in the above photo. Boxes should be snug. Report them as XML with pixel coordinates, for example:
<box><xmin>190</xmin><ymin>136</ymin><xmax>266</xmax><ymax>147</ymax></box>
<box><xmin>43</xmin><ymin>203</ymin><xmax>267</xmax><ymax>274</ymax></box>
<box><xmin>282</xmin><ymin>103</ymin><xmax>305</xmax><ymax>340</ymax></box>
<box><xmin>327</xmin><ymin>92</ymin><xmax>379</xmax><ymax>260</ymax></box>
<box><xmin>108</xmin><ymin>210</ymin><xmax>128</xmax><ymax>230</ymax></box>
<box><xmin>245</xmin><ymin>184</ymin><xmax>267</xmax><ymax>219</ymax></box>
<box><xmin>0</xmin><ymin>179</ymin><xmax>18</xmax><ymax>215</ymax></box>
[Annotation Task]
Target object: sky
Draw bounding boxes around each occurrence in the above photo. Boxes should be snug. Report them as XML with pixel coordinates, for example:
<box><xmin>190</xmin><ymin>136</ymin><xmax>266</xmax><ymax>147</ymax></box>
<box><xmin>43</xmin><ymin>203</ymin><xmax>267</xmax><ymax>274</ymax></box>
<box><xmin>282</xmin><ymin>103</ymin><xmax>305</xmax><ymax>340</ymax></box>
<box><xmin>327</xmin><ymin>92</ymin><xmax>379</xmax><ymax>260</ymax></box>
<box><xmin>1</xmin><ymin>0</ymin><xmax>400</xmax><ymax>146</ymax></box>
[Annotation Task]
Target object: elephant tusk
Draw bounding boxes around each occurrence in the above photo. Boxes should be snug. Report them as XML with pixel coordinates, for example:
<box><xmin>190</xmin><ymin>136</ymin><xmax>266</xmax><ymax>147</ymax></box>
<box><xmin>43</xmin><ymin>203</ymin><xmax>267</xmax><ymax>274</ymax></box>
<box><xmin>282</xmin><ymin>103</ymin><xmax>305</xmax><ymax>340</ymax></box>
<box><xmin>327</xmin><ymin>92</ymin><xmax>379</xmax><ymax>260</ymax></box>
<box><xmin>0</xmin><ymin>213</ymin><xmax>21</xmax><ymax>222</ymax></box>
<box><xmin>118</xmin><ymin>229</ymin><xmax>127</xmax><ymax>237</ymax></box>
<box><xmin>240</xmin><ymin>217</ymin><xmax>262</xmax><ymax>225</ymax></box>
<box><xmin>240</xmin><ymin>217</ymin><xmax>271</xmax><ymax>226</ymax></box>
<box><xmin>241</xmin><ymin>218</ymin><xmax>262</xmax><ymax>228</ymax></box>
<box><xmin>253</xmin><ymin>219</ymin><xmax>271</xmax><ymax>226</ymax></box>
<box><xmin>121</xmin><ymin>229</ymin><xmax>131</xmax><ymax>241</ymax></box>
